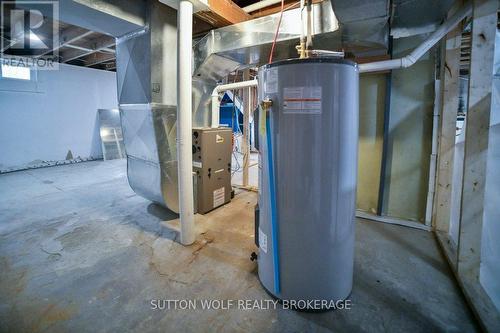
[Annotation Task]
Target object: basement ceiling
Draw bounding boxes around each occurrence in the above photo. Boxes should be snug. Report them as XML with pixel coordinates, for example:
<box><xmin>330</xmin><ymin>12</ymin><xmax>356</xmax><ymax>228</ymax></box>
<box><xmin>1</xmin><ymin>16</ymin><xmax>117</xmax><ymax>71</ymax></box>
<box><xmin>0</xmin><ymin>0</ymin><xmax>464</xmax><ymax>72</ymax></box>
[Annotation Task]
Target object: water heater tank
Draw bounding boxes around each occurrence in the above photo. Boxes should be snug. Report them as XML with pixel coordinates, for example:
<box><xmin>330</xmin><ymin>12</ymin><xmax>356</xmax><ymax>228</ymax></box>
<box><xmin>257</xmin><ymin>58</ymin><xmax>359</xmax><ymax>306</ymax></box>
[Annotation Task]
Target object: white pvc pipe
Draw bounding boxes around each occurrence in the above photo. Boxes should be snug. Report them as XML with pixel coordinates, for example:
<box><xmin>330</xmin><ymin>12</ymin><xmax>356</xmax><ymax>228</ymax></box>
<box><xmin>306</xmin><ymin>0</ymin><xmax>312</xmax><ymax>48</ymax></box>
<box><xmin>425</xmin><ymin>79</ymin><xmax>441</xmax><ymax>225</ymax></box>
<box><xmin>300</xmin><ymin>0</ymin><xmax>305</xmax><ymax>43</ymax></box>
<box><xmin>211</xmin><ymin>91</ymin><xmax>219</xmax><ymax>128</ymax></box>
<box><xmin>177</xmin><ymin>0</ymin><xmax>195</xmax><ymax>246</ymax></box>
<box><xmin>242</xmin><ymin>70</ymin><xmax>252</xmax><ymax>187</ymax></box>
<box><xmin>359</xmin><ymin>2</ymin><xmax>472</xmax><ymax>73</ymax></box>
<box><xmin>243</xmin><ymin>0</ymin><xmax>282</xmax><ymax>13</ymax></box>
<box><xmin>211</xmin><ymin>79</ymin><xmax>258</xmax><ymax>128</ymax></box>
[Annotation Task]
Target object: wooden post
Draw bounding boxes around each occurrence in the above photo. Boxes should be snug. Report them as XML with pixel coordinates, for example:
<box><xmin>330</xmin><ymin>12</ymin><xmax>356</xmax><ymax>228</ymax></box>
<box><xmin>458</xmin><ymin>0</ymin><xmax>497</xmax><ymax>276</ymax></box>
<box><xmin>434</xmin><ymin>25</ymin><xmax>462</xmax><ymax>234</ymax></box>
<box><xmin>456</xmin><ymin>0</ymin><xmax>500</xmax><ymax>331</ymax></box>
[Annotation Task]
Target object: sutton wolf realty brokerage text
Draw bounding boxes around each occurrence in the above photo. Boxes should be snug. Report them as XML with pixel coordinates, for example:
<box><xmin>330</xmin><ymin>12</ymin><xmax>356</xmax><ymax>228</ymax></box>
<box><xmin>151</xmin><ymin>299</ymin><xmax>352</xmax><ymax>311</ymax></box>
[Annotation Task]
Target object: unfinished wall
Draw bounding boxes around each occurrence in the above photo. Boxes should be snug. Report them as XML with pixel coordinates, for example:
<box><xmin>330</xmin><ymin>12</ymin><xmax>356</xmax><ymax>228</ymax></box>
<box><xmin>0</xmin><ymin>64</ymin><xmax>118</xmax><ymax>172</ymax></box>
<box><xmin>357</xmin><ymin>74</ymin><xmax>385</xmax><ymax>213</ymax></box>
<box><xmin>383</xmin><ymin>35</ymin><xmax>436</xmax><ymax>222</ymax></box>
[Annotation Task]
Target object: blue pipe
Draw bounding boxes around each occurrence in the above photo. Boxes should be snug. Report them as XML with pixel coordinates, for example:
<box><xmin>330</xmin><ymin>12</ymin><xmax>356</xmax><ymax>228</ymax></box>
<box><xmin>266</xmin><ymin>111</ymin><xmax>280</xmax><ymax>295</ymax></box>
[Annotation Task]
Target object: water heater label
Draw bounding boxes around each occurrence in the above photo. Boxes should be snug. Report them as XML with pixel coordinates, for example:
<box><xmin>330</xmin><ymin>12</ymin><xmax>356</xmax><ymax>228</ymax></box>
<box><xmin>259</xmin><ymin>227</ymin><xmax>268</xmax><ymax>253</ymax></box>
<box><xmin>283</xmin><ymin>86</ymin><xmax>322</xmax><ymax>114</ymax></box>
<box><xmin>213</xmin><ymin>187</ymin><xmax>225</xmax><ymax>208</ymax></box>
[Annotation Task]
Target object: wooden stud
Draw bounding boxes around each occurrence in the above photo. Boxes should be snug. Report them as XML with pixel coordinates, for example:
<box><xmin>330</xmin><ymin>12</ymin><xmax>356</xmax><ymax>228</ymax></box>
<box><xmin>434</xmin><ymin>25</ymin><xmax>462</xmax><ymax>234</ymax></box>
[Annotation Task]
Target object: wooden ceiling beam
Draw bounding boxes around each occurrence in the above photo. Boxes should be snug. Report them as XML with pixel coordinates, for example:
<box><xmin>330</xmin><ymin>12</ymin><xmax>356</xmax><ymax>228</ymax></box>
<box><xmin>208</xmin><ymin>0</ymin><xmax>251</xmax><ymax>23</ymax></box>
<box><xmin>249</xmin><ymin>0</ymin><xmax>324</xmax><ymax>19</ymax></box>
<box><xmin>196</xmin><ymin>0</ymin><xmax>251</xmax><ymax>27</ymax></box>
<box><xmin>249</xmin><ymin>0</ymin><xmax>296</xmax><ymax>18</ymax></box>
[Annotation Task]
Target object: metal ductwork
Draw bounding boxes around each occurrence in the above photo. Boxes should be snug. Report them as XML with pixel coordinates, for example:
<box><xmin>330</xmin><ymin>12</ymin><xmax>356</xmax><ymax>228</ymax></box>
<box><xmin>117</xmin><ymin>0</ymin><xmax>214</xmax><ymax>213</ymax></box>
<box><xmin>359</xmin><ymin>2</ymin><xmax>472</xmax><ymax>73</ymax></box>
<box><xmin>330</xmin><ymin>0</ymin><xmax>390</xmax><ymax>57</ymax></box>
<box><xmin>115</xmin><ymin>0</ymin><xmax>379</xmax><ymax>213</ymax></box>
<box><xmin>116</xmin><ymin>0</ymin><xmax>461</xmax><ymax>214</ymax></box>
<box><xmin>193</xmin><ymin>0</ymin><xmax>340</xmax><ymax>83</ymax></box>
<box><xmin>390</xmin><ymin>0</ymin><xmax>456</xmax><ymax>38</ymax></box>
<box><xmin>329</xmin><ymin>0</ymin><xmax>459</xmax><ymax>56</ymax></box>
<box><xmin>118</xmin><ymin>0</ymin><xmax>339</xmax><ymax>212</ymax></box>
<box><xmin>116</xmin><ymin>1</ymin><xmax>179</xmax><ymax>212</ymax></box>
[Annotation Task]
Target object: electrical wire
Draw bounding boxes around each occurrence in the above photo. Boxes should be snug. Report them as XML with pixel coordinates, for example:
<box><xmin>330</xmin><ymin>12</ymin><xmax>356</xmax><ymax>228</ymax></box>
<box><xmin>306</xmin><ymin>0</ymin><xmax>312</xmax><ymax>48</ymax></box>
<box><xmin>230</xmin><ymin>86</ymin><xmax>244</xmax><ymax>176</ymax></box>
<box><xmin>227</xmin><ymin>71</ymin><xmax>258</xmax><ymax>177</ymax></box>
<box><xmin>268</xmin><ymin>0</ymin><xmax>285</xmax><ymax>64</ymax></box>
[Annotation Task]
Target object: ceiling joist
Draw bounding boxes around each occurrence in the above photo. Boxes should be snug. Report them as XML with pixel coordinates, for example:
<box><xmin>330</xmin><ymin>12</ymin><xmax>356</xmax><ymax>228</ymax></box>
<box><xmin>196</xmin><ymin>0</ymin><xmax>251</xmax><ymax>27</ymax></box>
<box><xmin>60</xmin><ymin>36</ymin><xmax>116</xmax><ymax>63</ymax></box>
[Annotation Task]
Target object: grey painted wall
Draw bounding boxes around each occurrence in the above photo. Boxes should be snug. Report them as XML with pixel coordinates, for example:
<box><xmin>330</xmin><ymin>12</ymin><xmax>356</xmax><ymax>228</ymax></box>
<box><xmin>0</xmin><ymin>64</ymin><xmax>118</xmax><ymax>171</ymax></box>
<box><xmin>382</xmin><ymin>35</ymin><xmax>436</xmax><ymax>222</ymax></box>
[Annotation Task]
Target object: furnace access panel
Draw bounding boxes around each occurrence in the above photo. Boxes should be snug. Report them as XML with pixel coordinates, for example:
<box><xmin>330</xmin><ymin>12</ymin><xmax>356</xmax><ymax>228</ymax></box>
<box><xmin>192</xmin><ymin>127</ymin><xmax>233</xmax><ymax>214</ymax></box>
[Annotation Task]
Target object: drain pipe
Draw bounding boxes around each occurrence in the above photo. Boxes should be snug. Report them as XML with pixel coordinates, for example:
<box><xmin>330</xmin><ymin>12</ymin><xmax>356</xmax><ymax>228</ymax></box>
<box><xmin>425</xmin><ymin>78</ymin><xmax>441</xmax><ymax>225</ymax></box>
<box><xmin>177</xmin><ymin>0</ymin><xmax>195</xmax><ymax>245</ymax></box>
<box><xmin>211</xmin><ymin>79</ymin><xmax>258</xmax><ymax>128</ymax></box>
<box><xmin>359</xmin><ymin>1</ymin><xmax>471</xmax><ymax>73</ymax></box>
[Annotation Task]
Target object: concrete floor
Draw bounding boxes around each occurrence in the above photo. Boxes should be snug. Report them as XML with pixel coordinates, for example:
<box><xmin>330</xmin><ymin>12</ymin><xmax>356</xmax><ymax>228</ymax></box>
<box><xmin>0</xmin><ymin>160</ymin><xmax>479</xmax><ymax>332</ymax></box>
